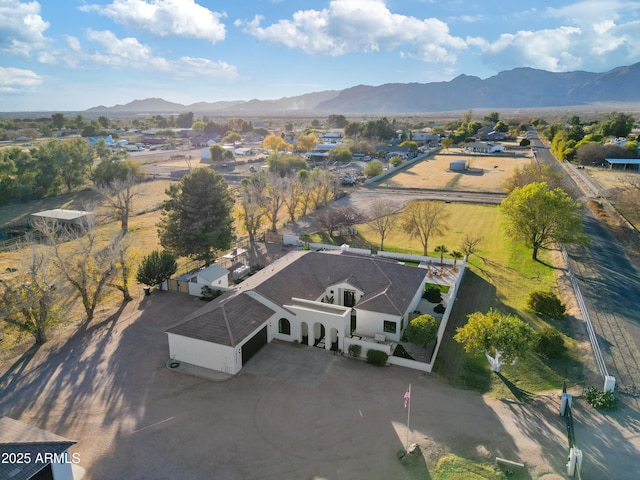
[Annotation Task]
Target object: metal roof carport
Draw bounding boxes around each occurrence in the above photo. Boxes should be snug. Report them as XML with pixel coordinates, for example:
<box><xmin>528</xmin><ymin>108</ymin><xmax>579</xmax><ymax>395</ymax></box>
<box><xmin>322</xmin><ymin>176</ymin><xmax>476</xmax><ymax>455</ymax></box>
<box><xmin>604</xmin><ymin>158</ymin><xmax>640</xmax><ymax>170</ymax></box>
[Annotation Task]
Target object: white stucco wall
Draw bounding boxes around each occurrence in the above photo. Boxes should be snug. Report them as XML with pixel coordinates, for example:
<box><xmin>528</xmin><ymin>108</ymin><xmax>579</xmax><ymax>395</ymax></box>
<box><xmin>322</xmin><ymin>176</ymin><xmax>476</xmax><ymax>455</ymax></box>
<box><xmin>324</xmin><ymin>282</ymin><xmax>364</xmax><ymax>306</ymax></box>
<box><xmin>283</xmin><ymin>300</ymin><xmax>350</xmax><ymax>348</ymax></box>
<box><xmin>167</xmin><ymin>333</ymin><xmax>239</xmax><ymax>374</ymax></box>
<box><xmin>354</xmin><ymin>309</ymin><xmax>403</xmax><ymax>342</ymax></box>
<box><xmin>402</xmin><ymin>277</ymin><xmax>429</xmax><ymax>333</ymax></box>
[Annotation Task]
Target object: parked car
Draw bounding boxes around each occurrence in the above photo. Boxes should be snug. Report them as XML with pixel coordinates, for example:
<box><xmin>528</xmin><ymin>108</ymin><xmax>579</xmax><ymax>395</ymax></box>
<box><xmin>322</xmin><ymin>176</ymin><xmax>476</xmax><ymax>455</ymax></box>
<box><xmin>341</xmin><ymin>177</ymin><xmax>357</xmax><ymax>186</ymax></box>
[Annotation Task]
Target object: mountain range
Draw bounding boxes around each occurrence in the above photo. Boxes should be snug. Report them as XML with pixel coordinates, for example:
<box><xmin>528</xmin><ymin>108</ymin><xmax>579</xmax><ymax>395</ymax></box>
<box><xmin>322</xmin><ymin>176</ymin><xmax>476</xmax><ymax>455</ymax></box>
<box><xmin>87</xmin><ymin>62</ymin><xmax>640</xmax><ymax>115</ymax></box>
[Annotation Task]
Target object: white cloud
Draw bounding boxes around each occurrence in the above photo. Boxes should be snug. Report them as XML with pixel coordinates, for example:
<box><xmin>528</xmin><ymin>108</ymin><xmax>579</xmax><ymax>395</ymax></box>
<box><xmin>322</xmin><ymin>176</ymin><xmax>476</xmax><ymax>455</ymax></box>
<box><xmin>0</xmin><ymin>0</ymin><xmax>50</xmax><ymax>56</ymax></box>
<box><xmin>238</xmin><ymin>0</ymin><xmax>466</xmax><ymax>62</ymax></box>
<box><xmin>480</xmin><ymin>0</ymin><xmax>640</xmax><ymax>73</ymax></box>
<box><xmin>80</xmin><ymin>0</ymin><xmax>226</xmax><ymax>44</ymax></box>
<box><xmin>84</xmin><ymin>29</ymin><xmax>238</xmax><ymax>79</ymax></box>
<box><xmin>0</xmin><ymin>66</ymin><xmax>42</xmax><ymax>93</ymax></box>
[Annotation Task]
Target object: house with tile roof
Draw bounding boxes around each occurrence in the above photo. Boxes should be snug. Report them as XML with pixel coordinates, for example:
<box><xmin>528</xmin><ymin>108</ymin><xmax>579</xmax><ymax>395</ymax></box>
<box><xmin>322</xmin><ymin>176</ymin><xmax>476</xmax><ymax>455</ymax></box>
<box><xmin>166</xmin><ymin>250</ymin><xmax>433</xmax><ymax>375</ymax></box>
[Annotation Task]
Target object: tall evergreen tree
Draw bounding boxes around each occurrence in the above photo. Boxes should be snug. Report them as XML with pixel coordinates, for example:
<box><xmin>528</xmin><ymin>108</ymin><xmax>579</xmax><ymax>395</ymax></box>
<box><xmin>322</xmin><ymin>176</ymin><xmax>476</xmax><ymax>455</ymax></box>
<box><xmin>158</xmin><ymin>167</ymin><xmax>235</xmax><ymax>265</ymax></box>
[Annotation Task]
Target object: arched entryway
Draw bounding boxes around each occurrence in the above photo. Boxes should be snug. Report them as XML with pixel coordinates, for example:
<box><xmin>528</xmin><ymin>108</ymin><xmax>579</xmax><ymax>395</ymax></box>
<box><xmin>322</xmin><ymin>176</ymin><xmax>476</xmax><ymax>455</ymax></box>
<box><xmin>313</xmin><ymin>322</ymin><xmax>326</xmax><ymax>348</ymax></box>
<box><xmin>329</xmin><ymin>327</ymin><xmax>339</xmax><ymax>351</ymax></box>
<box><xmin>301</xmin><ymin>322</ymin><xmax>309</xmax><ymax>345</ymax></box>
<box><xmin>278</xmin><ymin>318</ymin><xmax>291</xmax><ymax>335</ymax></box>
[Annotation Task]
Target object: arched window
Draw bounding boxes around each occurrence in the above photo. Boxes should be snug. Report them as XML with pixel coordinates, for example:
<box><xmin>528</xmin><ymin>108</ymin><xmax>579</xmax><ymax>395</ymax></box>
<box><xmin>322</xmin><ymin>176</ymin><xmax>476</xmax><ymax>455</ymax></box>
<box><xmin>278</xmin><ymin>318</ymin><xmax>291</xmax><ymax>335</ymax></box>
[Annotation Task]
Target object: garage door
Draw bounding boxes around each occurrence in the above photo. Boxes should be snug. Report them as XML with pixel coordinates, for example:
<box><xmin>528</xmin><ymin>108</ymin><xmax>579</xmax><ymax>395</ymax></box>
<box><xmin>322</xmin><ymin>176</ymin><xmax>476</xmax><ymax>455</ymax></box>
<box><xmin>241</xmin><ymin>325</ymin><xmax>268</xmax><ymax>365</ymax></box>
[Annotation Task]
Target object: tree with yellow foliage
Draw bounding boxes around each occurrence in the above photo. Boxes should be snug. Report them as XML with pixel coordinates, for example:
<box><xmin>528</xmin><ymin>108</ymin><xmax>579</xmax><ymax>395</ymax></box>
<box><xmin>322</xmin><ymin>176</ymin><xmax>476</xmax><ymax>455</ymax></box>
<box><xmin>263</xmin><ymin>133</ymin><xmax>291</xmax><ymax>152</ymax></box>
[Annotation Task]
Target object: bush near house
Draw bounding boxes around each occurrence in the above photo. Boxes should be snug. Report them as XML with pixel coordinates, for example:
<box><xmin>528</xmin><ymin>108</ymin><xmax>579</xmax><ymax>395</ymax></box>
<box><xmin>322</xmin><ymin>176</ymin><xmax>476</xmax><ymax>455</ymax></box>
<box><xmin>423</xmin><ymin>284</ymin><xmax>443</xmax><ymax>303</ymax></box>
<box><xmin>584</xmin><ymin>386</ymin><xmax>617</xmax><ymax>411</ymax></box>
<box><xmin>200</xmin><ymin>286</ymin><xmax>223</xmax><ymax>301</ymax></box>
<box><xmin>348</xmin><ymin>344</ymin><xmax>362</xmax><ymax>358</ymax></box>
<box><xmin>532</xmin><ymin>326</ymin><xmax>566</xmax><ymax>358</ymax></box>
<box><xmin>366</xmin><ymin>349</ymin><xmax>388</xmax><ymax>366</ymax></box>
<box><xmin>527</xmin><ymin>290</ymin><xmax>566</xmax><ymax>319</ymax></box>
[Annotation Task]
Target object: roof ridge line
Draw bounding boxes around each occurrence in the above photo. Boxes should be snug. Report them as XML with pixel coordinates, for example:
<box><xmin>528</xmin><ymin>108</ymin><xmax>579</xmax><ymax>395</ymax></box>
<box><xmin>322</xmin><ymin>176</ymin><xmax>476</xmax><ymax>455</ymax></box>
<box><xmin>221</xmin><ymin>302</ymin><xmax>235</xmax><ymax>346</ymax></box>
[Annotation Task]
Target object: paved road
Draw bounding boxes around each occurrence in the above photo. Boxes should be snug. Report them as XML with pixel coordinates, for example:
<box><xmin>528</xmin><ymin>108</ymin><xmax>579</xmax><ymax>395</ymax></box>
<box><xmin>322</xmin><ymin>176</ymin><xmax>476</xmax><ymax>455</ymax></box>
<box><xmin>531</xmin><ymin>132</ymin><xmax>640</xmax><ymax>401</ymax></box>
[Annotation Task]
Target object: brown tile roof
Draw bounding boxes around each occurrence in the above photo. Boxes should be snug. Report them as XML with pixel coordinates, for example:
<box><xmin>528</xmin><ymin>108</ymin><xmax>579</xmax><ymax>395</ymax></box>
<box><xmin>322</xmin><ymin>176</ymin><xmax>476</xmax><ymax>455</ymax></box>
<box><xmin>166</xmin><ymin>292</ymin><xmax>275</xmax><ymax>346</ymax></box>
<box><xmin>168</xmin><ymin>250</ymin><xmax>426</xmax><ymax>345</ymax></box>
<box><xmin>253</xmin><ymin>251</ymin><xmax>426</xmax><ymax>316</ymax></box>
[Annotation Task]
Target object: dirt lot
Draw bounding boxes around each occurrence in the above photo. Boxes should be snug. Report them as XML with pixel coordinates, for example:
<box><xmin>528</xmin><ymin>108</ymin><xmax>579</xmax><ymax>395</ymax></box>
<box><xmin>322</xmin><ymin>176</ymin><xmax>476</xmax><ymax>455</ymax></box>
<box><xmin>379</xmin><ymin>150</ymin><xmax>532</xmax><ymax>192</ymax></box>
<box><xmin>2</xmin><ymin>291</ymin><xmax>638</xmax><ymax>480</ymax></box>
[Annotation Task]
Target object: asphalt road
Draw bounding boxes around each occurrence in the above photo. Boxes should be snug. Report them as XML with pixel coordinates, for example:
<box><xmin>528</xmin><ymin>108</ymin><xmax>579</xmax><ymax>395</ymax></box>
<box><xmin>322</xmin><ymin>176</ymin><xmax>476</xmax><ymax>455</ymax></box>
<box><xmin>531</xmin><ymin>132</ymin><xmax>640</xmax><ymax>401</ymax></box>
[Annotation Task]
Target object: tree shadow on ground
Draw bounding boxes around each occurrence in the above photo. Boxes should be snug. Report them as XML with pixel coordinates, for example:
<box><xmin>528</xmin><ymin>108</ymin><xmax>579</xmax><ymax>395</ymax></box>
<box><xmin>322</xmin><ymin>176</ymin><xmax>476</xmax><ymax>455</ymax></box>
<box><xmin>494</xmin><ymin>371</ymin><xmax>535</xmax><ymax>403</ymax></box>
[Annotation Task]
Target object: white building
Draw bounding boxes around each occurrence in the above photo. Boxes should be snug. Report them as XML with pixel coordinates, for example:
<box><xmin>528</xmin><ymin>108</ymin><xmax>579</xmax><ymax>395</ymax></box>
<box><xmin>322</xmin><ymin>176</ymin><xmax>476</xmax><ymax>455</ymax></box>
<box><xmin>173</xmin><ymin>264</ymin><xmax>230</xmax><ymax>297</ymax></box>
<box><xmin>166</xmin><ymin>250</ymin><xmax>432</xmax><ymax>375</ymax></box>
<box><xmin>462</xmin><ymin>141</ymin><xmax>506</xmax><ymax>153</ymax></box>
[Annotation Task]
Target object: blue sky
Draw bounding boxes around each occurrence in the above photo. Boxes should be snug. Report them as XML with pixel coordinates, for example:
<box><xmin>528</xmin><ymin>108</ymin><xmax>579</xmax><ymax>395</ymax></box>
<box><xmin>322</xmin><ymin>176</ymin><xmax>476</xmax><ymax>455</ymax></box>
<box><xmin>2</xmin><ymin>0</ymin><xmax>640</xmax><ymax>112</ymax></box>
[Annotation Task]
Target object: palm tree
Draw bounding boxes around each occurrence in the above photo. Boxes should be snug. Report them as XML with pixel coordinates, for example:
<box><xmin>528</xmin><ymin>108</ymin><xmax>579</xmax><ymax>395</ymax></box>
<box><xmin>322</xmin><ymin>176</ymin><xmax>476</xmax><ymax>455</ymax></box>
<box><xmin>435</xmin><ymin>244</ymin><xmax>448</xmax><ymax>265</ymax></box>
<box><xmin>450</xmin><ymin>250</ymin><xmax>464</xmax><ymax>271</ymax></box>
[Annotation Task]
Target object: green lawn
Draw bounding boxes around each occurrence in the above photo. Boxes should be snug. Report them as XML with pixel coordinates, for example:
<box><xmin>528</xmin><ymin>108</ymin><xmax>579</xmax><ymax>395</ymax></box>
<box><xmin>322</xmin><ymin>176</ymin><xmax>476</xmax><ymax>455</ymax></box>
<box><xmin>314</xmin><ymin>202</ymin><xmax>584</xmax><ymax>398</ymax></box>
<box><xmin>432</xmin><ymin>455</ymin><xmax>503</xmax><ymax>480</ymax></box>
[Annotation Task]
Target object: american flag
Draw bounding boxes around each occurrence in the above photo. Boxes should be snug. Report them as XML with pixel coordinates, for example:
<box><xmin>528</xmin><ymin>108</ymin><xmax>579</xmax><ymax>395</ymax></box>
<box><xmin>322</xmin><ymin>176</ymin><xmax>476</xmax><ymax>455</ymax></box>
<box><xmin>404</xmin><ymin>390</ymin><xmax>410</xmax><ymax>408</ymax></box>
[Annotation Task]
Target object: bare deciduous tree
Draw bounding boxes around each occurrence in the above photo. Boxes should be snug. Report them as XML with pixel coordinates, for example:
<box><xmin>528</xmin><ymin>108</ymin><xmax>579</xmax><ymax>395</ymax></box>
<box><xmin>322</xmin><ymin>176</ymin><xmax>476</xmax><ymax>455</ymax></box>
<box><xmin>316</xmin><ymin>205</ymin><xmax>362</xmax><ymax>239</ymax></box>
<box><xmin>97</xmin><ymin>174</ymin><xmax>142</xmax><ymax>235</ymax></box>
<box><xmin>461</xmin><ymin>234</ymin><xmax>483</xmax><ymax>257</ymax></box>
<box><xmin>237</xmin><ymin>178</ymin><xmax>266</xmax><ymax>244</ymax></box>
<box><xmin>35</xmin><ymin>216</ymin><xmax>116</xmax><ymax>322</ymax></box>
<box><xmin>107</xmin><ymin>234</ymin><xmax>136</xmax><ymax>302</ymax></box>
<box><xmin>283</xmin><ymin>176</ymin><xmax>303</xmax><ymax>223</ymax></box>
<box><xmin>263</xmin><ymin>174</ymin><xmax>287</xmax><ymax>233</ymax></box>
<box><xmin>401</xmin><ymin>200</ymin><xmax>449</xmax><ymax>256</ymax></box>
<box><xmin>0</xmin><ymin>245</ymin><xmax>61</xmax><ymax>344</ymax></box>
<box><xmin>366</xmin><ymin>199</ymin><xmax>401</xmax><ymax>251</ymax></box>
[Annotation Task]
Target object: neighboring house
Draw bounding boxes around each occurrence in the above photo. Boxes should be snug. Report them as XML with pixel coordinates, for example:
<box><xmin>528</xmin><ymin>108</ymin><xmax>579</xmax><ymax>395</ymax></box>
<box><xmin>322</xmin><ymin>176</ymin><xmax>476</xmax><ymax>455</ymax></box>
<box><xmin>485</xmin><ymin>131</ymin><xmax>509</xmax><ymax>142</ymax></box>
<box><xmin>87</xmin><ymin>135</ymin><xmax>113</xmax><ymax>146</ymax></box>
<box><xmin>190</xmin><ymin>135</ymin><xmax>217</xmax><ymax>147</ymax></box>
<box><xmin>462</xmin><ymin>141</ymin><xmax>505</xmax><ymax>153</ymax></box>
<box><xmin>305</xmin><ymin>143</ymin><xmax>338</xmax><ymax>162</ymax></box>
<box><xmin>319</xmin><ymin>132</ymin><xmax>343</xmax><ymax>144</ymax></box>
<box><xmin>166</xmin><ymin>250</ymin><xmax>430</xmax><ymax>375</ymax></box>
<box><xmin>173</xmin><ymin>264</ymin><xmax>230</xmax><ymax>297</ymax></box>
<box><xmin>0</xmin><ymin>416</ymin><xmax>79</xmax><ymax>480</ymax></box>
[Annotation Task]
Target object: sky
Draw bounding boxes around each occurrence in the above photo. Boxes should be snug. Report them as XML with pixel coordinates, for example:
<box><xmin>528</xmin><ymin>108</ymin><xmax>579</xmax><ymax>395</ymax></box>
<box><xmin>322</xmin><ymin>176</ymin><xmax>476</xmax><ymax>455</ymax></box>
<box><xmin>1</xmin><ymin>0</ymin><xmax>640</xmax><ymax>112</ymax></box>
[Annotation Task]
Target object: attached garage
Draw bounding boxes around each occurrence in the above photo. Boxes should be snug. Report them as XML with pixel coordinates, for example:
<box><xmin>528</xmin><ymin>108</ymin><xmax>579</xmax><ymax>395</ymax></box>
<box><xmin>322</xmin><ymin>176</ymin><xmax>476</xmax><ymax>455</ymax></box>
<box><xmin>166</xmin><ymin>292</ymin><xmax>275</xmax><ymax>375</ymax></box>
<box><xmin>241</xmin><ymin>325</ymin><xmax>268</xmax><ymax>366</ymax></box>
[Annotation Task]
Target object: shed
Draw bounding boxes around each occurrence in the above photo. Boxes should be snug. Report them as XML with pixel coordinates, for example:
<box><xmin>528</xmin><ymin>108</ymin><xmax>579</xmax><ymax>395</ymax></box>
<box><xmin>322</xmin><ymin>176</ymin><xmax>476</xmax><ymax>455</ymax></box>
<box><xmin>604</xmin><ymin>158</ymin><xmax>640</xmax><ymax>170</ymax></box>
<box><xmin>450</xmin><ymin>159</ymin><xmax>467</xmax><ymax>171</ymax></box>
<box><xmin>176</xmin><ymin>264</ymin><xmax>230</xmax><ymax>296</ymax></box>
<box><xmin>29</xmin><ymin>209</ymin><xmax>94</xmax><ymax>233</ymax></box>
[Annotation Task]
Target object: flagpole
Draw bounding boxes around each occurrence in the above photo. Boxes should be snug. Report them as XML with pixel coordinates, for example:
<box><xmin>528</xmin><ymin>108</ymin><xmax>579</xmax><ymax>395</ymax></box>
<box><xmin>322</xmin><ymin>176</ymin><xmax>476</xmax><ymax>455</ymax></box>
<box><xmin>406</xmin><ymin>384</ymin><xmax>411</xmax><ymax>451</ymax></box>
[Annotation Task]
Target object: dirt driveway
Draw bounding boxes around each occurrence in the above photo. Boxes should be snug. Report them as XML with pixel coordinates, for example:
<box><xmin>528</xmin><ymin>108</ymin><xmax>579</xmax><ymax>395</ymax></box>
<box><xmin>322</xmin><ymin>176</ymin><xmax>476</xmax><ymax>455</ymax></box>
<box><xmin>0</xmin><ymin>292</ymin><xmax>637</xmax><ymax>479</ymax></box>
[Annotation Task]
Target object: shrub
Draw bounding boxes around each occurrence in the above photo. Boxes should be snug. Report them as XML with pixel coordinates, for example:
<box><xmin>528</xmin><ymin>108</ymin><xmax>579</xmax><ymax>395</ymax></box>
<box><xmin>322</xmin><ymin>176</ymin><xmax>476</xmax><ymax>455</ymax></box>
<box><xmin>527</xmin><ymin>290</ymin><xmax>566</xmax><ymax>319</ymax></box>
<box><xmin>406</xmin><ymin>314</ymin><xmax>437</xmax><ymax>348</ymax></box>
<box><xmin>434</xmin><ymin>304</ymin><xmax>446</xmax><ymax>314</ymax></box>
<box><xmin>366</xmin><ymin>349</ymin><xmax>388</xmax><ymax>366</ymax></box>
<box><xmin>533</xmin><ymin>326</ymin><xmax>566</xmax><ymax>358</ymax></box>
<box><xmin>200</xmin><ymin>286</ymin><xmax>223</xmax><ymax>301</ymax></box>
<box><xmin>584</xmin><ymin>386</ymin><xmax>617</xmax><ymax>411</ymax></box>
<box><xmin>348</xmin><ymin>344</ymin><xmax>362</xmax><ymax>358</ymax></box>
<box><xmin>423</xmin><ymin>284</ymin><xmax>442</xmax><ymax>303</ymax></box>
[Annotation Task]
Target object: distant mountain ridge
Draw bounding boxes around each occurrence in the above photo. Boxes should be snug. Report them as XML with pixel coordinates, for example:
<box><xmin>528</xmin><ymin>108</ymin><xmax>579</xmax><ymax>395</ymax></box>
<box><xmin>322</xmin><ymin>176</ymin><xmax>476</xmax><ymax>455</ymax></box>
<box><xmin>87</xmin><ymin>63</ymin><xmax>640</xmax><ymax>115</ymax></box>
